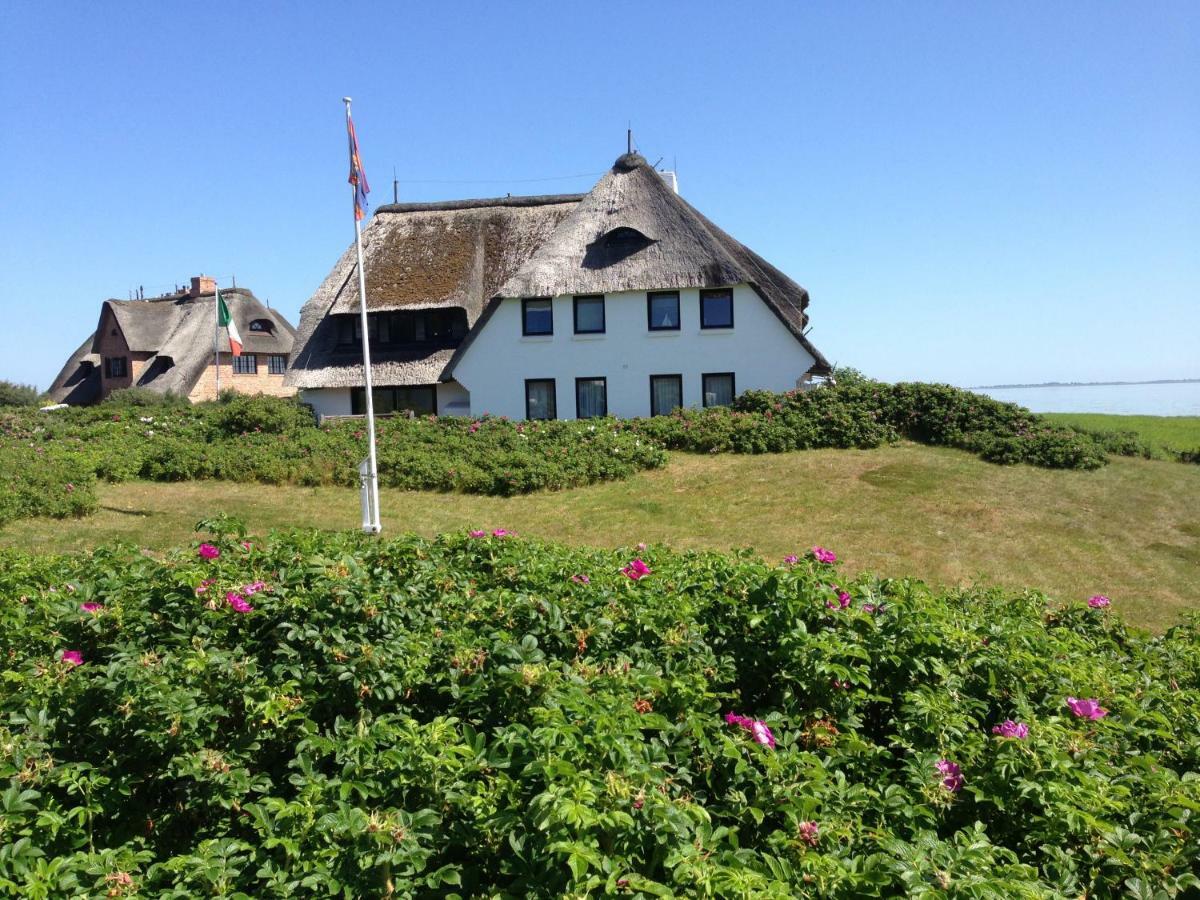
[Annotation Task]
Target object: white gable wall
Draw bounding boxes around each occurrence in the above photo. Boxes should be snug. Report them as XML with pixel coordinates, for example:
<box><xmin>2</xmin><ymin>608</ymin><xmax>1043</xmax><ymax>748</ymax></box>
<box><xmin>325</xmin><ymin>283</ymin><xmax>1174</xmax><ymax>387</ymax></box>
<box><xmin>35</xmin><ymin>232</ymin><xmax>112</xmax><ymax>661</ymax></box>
<box><xmin>452</xmin><ymin>284</ymin><xmax>816</xmax><ymax>419</ymax></box>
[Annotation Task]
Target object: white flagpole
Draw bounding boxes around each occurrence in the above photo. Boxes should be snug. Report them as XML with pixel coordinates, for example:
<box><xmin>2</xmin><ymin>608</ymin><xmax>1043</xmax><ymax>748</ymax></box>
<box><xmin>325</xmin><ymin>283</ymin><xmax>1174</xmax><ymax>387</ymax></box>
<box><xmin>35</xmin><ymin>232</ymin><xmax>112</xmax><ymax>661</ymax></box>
<box><xmin>344</xmin><ymin>97</ymin><xmax>381</xmax><ymax>534</ymax></box>
<box><xmin>213</xmin><ymin>284</ymin><xmax>220</xmax><ymax>399</ymax></box>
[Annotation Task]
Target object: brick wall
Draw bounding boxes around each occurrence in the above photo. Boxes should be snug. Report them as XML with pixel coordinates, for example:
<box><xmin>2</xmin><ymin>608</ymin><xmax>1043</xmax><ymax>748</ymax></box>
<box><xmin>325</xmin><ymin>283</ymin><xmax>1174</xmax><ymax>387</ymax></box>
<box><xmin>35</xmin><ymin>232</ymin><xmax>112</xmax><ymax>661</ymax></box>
<box><xmin>93</xmin><ymin>313</ymin><xmax>155</xmax><ymax>399</ymax></box>
<box><xmin>188</xmin><ymin>353</ymin><xmax>296</xmax><ymax>402</ymax></box>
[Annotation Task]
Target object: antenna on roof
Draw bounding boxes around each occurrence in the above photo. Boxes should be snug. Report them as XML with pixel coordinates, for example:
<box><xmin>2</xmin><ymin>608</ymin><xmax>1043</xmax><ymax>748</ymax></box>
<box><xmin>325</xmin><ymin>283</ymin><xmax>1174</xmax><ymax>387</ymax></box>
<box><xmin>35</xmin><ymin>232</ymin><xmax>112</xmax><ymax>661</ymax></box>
<box><xmin>627</xmin><ymin>127</ymin><xmax>632</xmax><ymax>154</ymax></box>
<box><xmin>232</xmin><ymin>274</ymin><xmax>237</xmax><ymax>289</ymax></box>
<box><xmin>393</xmin><ymin>166</ymin><xmax>399</xmax><ymax>204</ymax></box>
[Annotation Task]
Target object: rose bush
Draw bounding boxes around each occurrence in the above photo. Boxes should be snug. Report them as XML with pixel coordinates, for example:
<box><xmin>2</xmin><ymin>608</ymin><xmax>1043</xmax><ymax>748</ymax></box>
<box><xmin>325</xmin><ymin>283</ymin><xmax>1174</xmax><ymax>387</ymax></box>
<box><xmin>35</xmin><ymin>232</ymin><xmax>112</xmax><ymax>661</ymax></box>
<box><xmin>1</xmin><ymin>524</ymin><xmax>1197</xmax><ymax>896</ymax></box>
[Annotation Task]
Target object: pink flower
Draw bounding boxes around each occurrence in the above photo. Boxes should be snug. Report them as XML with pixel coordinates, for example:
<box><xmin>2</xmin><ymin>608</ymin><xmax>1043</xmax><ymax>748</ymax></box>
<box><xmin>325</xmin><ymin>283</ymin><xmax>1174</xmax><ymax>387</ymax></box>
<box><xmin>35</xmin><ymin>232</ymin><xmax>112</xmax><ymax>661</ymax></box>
<box><xmin>831</xmin><ymin>678</ymin><xmax>851</xmax><ymax>690</ymax></box>
<box><xmin>226</xmin><ymin>592</ymin><xmax>253</xmax><ymax>614</ymax></box>
<box><xmin>991</xmin><ymin>720</ymin><xmax>1029</xmax><ymax>739</ymax></box>
<box><xmin>862</xmin><ymin>603</ymin><xmax>878</xmax><ymax>613</ymax></box>
<box><xmin>811</xmin><ymin>546</ymin><xmax>837</xmax><ymax>564</ymax></box>
<box><xmin>65</xmin><ymin>483</ymin><xmax>75</xmax><ymax>493</ymax></box>
<box><xmin>1087</xmin><ymin>595</ymin><xmax>1111</xmax><ymax>609</ymax></box>
<box><xmin>750</xmin><ymin>721</ymin><xmax>776</xmax><ymax>748</ymax></box>
<box><xmin>80</xmin><ymin>602</ymin><xmax>104</xmax><ymax>613</ymax></box>
<box><xmin>935</xmin><ymin>759</ymin><xmax>964</xmax><ymax>792</ymax></box>
<box><xmin>241</xmin><ymin>541</ymin><xmax>253</xmax><ymax>551</ymax></box>
<box><xmin>242</xmin><ymin>581</ymin><xmax>267</xmax><ymax>596</ymax></box>
<box><xmin>571</xmin><ymin>574</ymin><xmax>590</xmax><ymax>584</ymax></box>
<box><xmin>194</xmin><ymin>577</ymin><xmax>216</xmax><ymax>596</ymax></box>
<box><xmin>1066</xmin><ymin>697</ymin><xmax>1108</xmax><ymax>720</ymax></box>
<box><xmin>198</xmin><ymin>543</ymin><xmax>220</xmax><ymax>560</ymax></box>
<box><xmin>783</xmin><ymin>554</ymin><xmax>799</xmax><ymax>565</ymax></box>
<box><xmin>468</xmin><ymin>530</ymin><xmax>487</xmax><ymax>538</ymax></box>
<box><xmin>491</xmin><ymin>528</ymin><xmax>514</xmax><ymax>538</ymax></box>
<box><xmin>724</xmin><ymin>711</ymin><xmax>753</xmax><ymax>728</ymax></box>
<box><xmin>61</xmin><ymin>650</ymin><xmax>84</xmax><ymax>666</ymax></box>
<box><xmin>622</xmin><ymin>558</ymin><xmax>651</xmax><ymax>580</ymax></box>
<box><xmin>798</xmin><ymin>821</ymin><xmax>819</xmax><ymax>847</ymax></box>
<box><xmin>637</xmin><ymin>542</ymin><xmax>647</xmax><ymax>551</ymax></box>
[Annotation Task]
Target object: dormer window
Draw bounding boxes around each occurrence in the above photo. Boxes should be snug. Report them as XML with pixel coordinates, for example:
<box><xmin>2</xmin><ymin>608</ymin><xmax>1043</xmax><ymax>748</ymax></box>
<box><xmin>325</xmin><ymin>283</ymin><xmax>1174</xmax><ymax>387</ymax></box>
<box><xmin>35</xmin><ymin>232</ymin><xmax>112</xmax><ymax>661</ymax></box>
<box><xmin>583</xmin><ymin>226</ymin><xmax>655</xmax><ymax>268</ymax></box>
<box><xmin>249</xmin><ymin>319</ymin><xmax>273</xmax><ymax>333</ymax></box>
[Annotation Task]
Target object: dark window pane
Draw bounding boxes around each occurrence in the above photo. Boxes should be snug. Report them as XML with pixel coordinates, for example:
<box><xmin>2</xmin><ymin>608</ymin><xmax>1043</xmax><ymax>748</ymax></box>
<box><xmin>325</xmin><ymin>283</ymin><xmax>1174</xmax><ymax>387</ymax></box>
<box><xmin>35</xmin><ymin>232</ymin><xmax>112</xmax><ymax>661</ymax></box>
<box><xmin>650</xmin><ymin>375</ymin><xmax>682</xmax><ymax>416</ymax></box>
<box><xmin>523</xmin><ymin>299</ymin><xmax>553</xmax><ymax>335</ymax></box>
<box><xmin>268</xmin><ymin>355</ymin><xmax>287</xmax><ymax>374</ymax></box>
<box><xmin>233</xmin><ymin>354</ymin><xmax>258</xmax><ymax>375</ymax></box>
<box><xmin>703</xmin><ymin>373</ymin><xmax>735</xmax><ymax>407</ymax></box>
<box><xmin>576</xmin><ymin>378</ymin><xmax>607</xmax><ymax>418</ymax></box>
<box><xmin>648</xmin><ymin>292</ymin><xmax>680</xmax><ymax>330</ymax></box>
<box><xmin>574</xmin><ymin>296</ymin><xmax>605</xmax><ymax>333</ymax></box>
<box><xmin>526</xmin><ymin>379</ymin><xmax>556</xmax><ymax>420</ymax></box>
<box><xmin>700</xmin><ymin>289</ymin><xmax>733</xmax><ymax>328</ymax></box>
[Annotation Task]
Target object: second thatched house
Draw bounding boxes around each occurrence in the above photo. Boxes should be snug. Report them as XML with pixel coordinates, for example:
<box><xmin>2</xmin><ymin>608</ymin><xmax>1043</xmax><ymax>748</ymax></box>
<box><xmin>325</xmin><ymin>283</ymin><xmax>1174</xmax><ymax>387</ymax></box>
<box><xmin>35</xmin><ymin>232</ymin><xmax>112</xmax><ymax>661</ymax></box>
<box><xmin>48</xmin><ymin>276</ymin><xmax>297</xmax><ymax>405</ymax></box>
<box><xmin>287</xmin><ymin>152</ymin><xmax>830</xmax><ymax>419</ymax></box>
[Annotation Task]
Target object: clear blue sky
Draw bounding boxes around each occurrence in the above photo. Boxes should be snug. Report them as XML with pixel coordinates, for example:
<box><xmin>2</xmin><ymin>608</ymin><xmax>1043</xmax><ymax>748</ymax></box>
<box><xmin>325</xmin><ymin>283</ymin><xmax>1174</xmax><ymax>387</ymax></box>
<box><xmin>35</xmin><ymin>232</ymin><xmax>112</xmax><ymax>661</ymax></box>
<box><xmin>1</xmin><ymin>1</ymin><xmax>1196</xmax><ymax>390</ymax></box>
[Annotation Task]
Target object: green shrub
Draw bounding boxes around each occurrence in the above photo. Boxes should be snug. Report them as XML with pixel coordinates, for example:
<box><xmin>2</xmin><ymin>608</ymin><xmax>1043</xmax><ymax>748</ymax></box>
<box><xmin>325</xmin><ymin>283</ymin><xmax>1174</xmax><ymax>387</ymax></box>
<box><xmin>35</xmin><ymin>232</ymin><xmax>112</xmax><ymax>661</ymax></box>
<box><xmin>0</xmin><ymin>379</ymin><xmax>40</xmax><ymax>407</ymax></box>
<box><xmin>0</xmin><ymin>530</ymin><xmax>1196</xmax><ymax>896</ymax></box>
<box><xmin>101</xmin><ymin>386</ymin><xmax>188</xmax><ymax>408</ymax></box>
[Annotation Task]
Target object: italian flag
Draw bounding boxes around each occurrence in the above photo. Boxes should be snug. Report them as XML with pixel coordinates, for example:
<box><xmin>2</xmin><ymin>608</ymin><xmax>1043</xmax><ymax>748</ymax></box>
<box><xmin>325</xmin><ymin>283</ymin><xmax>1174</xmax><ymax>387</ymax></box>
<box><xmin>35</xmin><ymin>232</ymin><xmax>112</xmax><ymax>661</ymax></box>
<box><xmin>217</xmin><ymin>289</ymin><xmax>243</xmax><ymax>356</ymax></box>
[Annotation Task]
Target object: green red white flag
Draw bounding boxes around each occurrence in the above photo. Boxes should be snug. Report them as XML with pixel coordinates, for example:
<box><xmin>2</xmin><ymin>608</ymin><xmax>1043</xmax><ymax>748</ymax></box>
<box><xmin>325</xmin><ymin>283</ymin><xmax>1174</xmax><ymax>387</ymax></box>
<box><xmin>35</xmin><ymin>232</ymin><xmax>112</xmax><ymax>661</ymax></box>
<box><xmin>216</xmin><ymin>289</ymin><xmax>243</xmax><ymax>356</ymax></box>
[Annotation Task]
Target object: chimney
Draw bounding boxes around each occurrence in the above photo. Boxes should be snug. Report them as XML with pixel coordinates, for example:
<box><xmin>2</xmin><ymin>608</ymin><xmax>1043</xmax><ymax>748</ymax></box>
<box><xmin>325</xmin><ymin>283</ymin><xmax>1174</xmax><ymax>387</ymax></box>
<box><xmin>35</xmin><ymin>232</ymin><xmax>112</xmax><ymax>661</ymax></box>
<box><xmin>190</xmin><ymin>275</ymin><xmax>217</xmax><ymax>297</ymax></box>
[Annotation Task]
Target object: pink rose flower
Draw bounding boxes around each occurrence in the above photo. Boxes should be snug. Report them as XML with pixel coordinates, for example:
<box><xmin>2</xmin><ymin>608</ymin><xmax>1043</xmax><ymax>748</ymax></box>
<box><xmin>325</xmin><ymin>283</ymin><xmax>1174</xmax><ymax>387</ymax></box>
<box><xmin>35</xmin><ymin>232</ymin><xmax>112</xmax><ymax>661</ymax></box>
<box><xmin>491</xmin><ymin>528</ymin><xmax>514</xmax><ymax>538</ymax></box>
<box><xmin>811</xmin><ymin>546</ymin><xmax>837</xmax><ymax>564</ymax></box>
<box><xmin>571</xmin><ymin>574</ymin><xmax>590</xmax><ymax>584</ymax></box>
<box><xmin>622</xmin><ymin>559</ymin><xmax>651</xmax><ymax>580</ymax></box>
<box><xmin>783</xmin><ymin>554</ymin><xmax>799</xmax><ymax>565</ymax></box>
<box><xmin>468</xmin><ymin>530</ymin><xmax>487</xmax><ymax>538</ymax></box>
<box><xmin>935</xmin><ymin>759</ymin><xmax>964</xmax><ymax>792</ymax></box>
<box><xmin>798</xmin><ymin>821</ymin><xmax>819</xmax><ymax>847</ymax></box>
<box><xmin>61</xmin><ymin>650</ymin><xmax>84</xmax><ymax>666</ymax></box>
<box><xmin>1087</xmin><ymin>595</ymin><xmax>1111</xmax><ymax>609</ymax></box>
<box><xmin>724</xmin><ymin>712</ymin><xmax>777</xmax><ymax>749</ymax></box>
<box><xmin>80</xmin><ymin>602</ymin><xmax>104</xmax><ymax>613</ymax></box>
<box><xmin>198</xmin><ymin>543</ymin><xmax>220</xmax><ymax>560</ymax></box>
<box><xmin>226</xmin><ymin>592</ymin><xmax>253</xmax><ymax>614</ymax></box>
<box><xmin>991</xmin><ymin>720</ymin><xmax>1029</xmax><ymax>739</ymax></box>
<box><xmin>1066</xmin><ymin>697</ymin><xmax>1108</xmax><ymax>720</ymax></box>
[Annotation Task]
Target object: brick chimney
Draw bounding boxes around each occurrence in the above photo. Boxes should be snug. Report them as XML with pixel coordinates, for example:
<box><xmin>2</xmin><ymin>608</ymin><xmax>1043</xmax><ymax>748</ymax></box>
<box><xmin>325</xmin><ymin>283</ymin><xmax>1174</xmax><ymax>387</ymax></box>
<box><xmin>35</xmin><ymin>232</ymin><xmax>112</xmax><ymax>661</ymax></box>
<box><xmin>189</xmin><ymin>275</ymin><xmax>217</xmax><ymax>297</ymax></box>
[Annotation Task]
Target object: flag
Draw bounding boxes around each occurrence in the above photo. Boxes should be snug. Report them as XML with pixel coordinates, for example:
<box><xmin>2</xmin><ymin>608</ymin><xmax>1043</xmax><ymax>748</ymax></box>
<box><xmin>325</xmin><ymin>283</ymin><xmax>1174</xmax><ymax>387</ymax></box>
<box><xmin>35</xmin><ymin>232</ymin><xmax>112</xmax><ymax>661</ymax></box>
<box><xmin>347</xmin><ymin>114</ymin><xmax>370</xmax><ymax>221</ymax></box>
<box><xmin>217</xmin><ymin>289</ymin><xmax>243</xmax><ymax>356</ymax></box>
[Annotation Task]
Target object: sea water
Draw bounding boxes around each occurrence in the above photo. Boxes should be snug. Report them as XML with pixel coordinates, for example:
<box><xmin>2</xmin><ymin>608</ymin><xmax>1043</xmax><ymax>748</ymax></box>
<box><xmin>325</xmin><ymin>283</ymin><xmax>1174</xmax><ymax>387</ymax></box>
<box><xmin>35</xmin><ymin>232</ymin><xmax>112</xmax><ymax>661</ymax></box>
<box><xmin>973</xmin><ymin>381</ymin><xmax>1200</xmax><ymax>416</ymax></box>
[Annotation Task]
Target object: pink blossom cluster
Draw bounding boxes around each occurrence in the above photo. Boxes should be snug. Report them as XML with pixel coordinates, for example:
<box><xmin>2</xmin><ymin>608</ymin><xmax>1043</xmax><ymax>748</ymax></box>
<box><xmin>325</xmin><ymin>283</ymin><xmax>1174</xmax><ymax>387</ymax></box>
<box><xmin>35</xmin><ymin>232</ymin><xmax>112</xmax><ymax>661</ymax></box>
<box><xmin>61</xmin><ymin>649</ymin><xmax>84</xmax><ymax>666</ymax></box>
<box><xmin>1087</xmin><ymin>595</ymin><xmax>1112</xmax><ymax>609</ymax></box>
<box><xmin>195</xmin><ymin>578</ymin><xmax>216</xmax><ymax>596</ymax></box>
<box><xmin>811</xmin><ymin>546</ymin><xmax>837</xmax><ymax>564</ymax></box>
<box><xmin>80</xmin><ymin>602</ymin><xmax>104</xmax><ymax>613</ymax></box>
<box><xmin>724</xmin><ymin>712</ymin><xmax>776</xmax><ymax>749</ymax></box>
<box><xmin>242</xmin><ymin>581</ymin><xmax>268</xmax><ymax>596</ymax></box>
<box><xmin>798</xmin><ymin>821</ymin><xmax>820</xmax><ymax>847</ymax></box>
<box><xmin>198</xmin><ymin>543</ymin><xmax>220</xmax><ymax>560</ymax></box>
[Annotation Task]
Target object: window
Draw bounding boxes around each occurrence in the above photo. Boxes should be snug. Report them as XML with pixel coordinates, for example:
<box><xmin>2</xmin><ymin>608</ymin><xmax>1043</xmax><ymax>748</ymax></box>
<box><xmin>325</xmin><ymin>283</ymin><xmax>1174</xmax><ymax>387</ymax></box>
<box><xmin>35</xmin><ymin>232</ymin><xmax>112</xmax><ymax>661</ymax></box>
<box><xmin>702</xmin><ymin>372</ymin><xmax>736</xmax><ymax>407</ymax></box>
<box><xmin>104</xmin><ymin>356</ymin><xmax>127</xmax><ymax>378</ymax></box>
<box><xmin>268</xmin><ymin>354</ymin><xmax>287</xmax><ymax>375</ymax></box>
<box><xmin>233</xmin><ymin>354</ymin><xmax>258</xmax><ymax>375</ymax></box>
<box><xmin>334</xmin><ymin>309</ymin><xmax>469</xmax><ymax>349</ymax></box>
<box><xmin>573</xmin><ymin>295</ymin><xmax>605</xmax><ymax>334</ymax></box>
<box><xmin>647</xmin><ymin>291</ymin><xmax>680</xmax><ymax>331</ymax></box>
<box><xmin>650</xmin><ymin>374</ymin><xmax>683</xmax><ymax>416</ymax></box>
<box><xmin>522</xmin><ymin>298</ymin><xmax>553</xmax><ymax>336</ymax></box>
<box><xmin>575</xmin><ymin>377</ymin><xmax>607</xmax><ymax>418</ymax></box>
<box><xmin>700</xmin><ymin>288</ymin><xmax>734</xmax><ymax>329</ymax></box>
<box><xmin>351</xmin><ymin>385</ymin><xmax>437</xmax><ymax>415</ymax></box>
<box><xmin>249</xmin><ymin>319</ymin><xmax>274</xmax><ymax>333</ymax></box>
<box><xmin>525</xmin><ymin>379</ymin><xmax>557</xmax><ymax>420</ymax></box>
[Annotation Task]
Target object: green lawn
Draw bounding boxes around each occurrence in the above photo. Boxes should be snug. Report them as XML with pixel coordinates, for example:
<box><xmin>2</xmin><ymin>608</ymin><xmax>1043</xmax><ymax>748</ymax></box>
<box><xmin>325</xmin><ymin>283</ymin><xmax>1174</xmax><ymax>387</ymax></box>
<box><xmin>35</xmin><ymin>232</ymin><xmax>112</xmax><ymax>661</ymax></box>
<box><xmin>1043</xmin><ymin>412</ymin><xmax>1200</xmax><ymax>457</ymax></box>
<box><xmin>3</xmin><ymin>443</ymin><xmax>1198</xmax><ymax>631</ymax></box>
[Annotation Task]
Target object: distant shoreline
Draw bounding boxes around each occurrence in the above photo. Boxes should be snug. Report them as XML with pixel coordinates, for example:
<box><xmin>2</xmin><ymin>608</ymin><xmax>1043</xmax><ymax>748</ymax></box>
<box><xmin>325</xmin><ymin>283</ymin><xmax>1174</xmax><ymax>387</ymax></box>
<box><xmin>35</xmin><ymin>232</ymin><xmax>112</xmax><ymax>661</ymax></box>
<box><xmin>971</xmin><ymin>379</ymin><xmax>1200</xmax><ymax>390</ymax></box>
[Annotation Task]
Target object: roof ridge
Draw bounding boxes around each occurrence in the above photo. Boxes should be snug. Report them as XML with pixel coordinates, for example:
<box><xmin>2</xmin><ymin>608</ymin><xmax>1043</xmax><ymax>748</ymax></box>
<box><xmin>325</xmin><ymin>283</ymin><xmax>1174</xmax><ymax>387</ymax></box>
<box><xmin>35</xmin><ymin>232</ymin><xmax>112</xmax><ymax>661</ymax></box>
<box><xmin>375</xmin><ymin>193</ymin><xmax>585</xmax><ymax>213</ymax></box>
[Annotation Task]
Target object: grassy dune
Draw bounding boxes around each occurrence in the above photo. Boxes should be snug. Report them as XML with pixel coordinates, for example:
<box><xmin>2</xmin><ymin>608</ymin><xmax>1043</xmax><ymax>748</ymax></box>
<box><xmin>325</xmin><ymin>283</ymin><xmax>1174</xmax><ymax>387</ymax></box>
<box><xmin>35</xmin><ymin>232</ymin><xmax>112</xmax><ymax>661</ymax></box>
<box><xmin>3</xmin><ymin>443</ymin><xmax>1198</xmax><ymax>631</ymax></box>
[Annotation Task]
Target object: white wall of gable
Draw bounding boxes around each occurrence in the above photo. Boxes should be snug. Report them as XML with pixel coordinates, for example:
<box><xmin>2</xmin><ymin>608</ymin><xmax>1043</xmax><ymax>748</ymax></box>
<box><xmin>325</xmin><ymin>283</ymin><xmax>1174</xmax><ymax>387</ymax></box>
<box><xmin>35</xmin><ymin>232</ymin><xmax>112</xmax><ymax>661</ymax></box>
<box><xmin>452</xmin><ymin>285</ymin><xmax>816</xmax><ymax>419</ymax></box>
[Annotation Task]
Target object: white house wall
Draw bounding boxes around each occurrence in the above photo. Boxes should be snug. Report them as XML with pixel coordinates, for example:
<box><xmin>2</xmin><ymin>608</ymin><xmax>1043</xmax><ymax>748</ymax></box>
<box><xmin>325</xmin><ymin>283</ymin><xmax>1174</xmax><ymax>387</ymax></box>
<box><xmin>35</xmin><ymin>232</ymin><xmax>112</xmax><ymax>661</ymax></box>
<box><xmin>300</xmin><ymin>382</ymin><xmax>470</xmax><ymax>420</ymax></box>
<box><xmin>452</xmin><ymin>285</ymin><xmax>817</xmax><ymax>420</ymax></box>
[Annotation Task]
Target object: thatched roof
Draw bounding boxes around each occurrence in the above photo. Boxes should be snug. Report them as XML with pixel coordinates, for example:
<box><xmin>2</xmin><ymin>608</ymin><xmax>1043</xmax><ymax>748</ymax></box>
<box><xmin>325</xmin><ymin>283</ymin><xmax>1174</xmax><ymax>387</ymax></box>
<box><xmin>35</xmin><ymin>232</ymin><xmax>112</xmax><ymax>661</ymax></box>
<box><xmin>446</xmin><ymin>153</ymin><xmax>830</xmax><ymax>377</ymax></box>
<box><xmin>289</xmin><ymin>152</ymin><xmax>831</xmax><ymax>391</ymax></box>
<box><xmin>286</xmin><ymin>196</ymin><xmax>582</xmax><ymax>389</ymax></box>
<box><xmin>46</xmin><ymin>335</ymin><xmax>101</xmax><ymax>405</ymax></box>
<box><xmin>47</xmin><ymin>289</ymin><xmax>296</xmax><ymax>403</ymax></box>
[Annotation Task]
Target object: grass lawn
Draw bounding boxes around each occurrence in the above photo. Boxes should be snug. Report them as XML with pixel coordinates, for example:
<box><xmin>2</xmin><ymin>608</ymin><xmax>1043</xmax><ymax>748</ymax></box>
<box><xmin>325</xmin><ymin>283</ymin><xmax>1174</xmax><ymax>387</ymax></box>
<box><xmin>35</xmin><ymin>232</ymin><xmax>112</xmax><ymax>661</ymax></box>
<box><xmin>1043</xmin><ymin>412</ymin><xmax>1200</xmax><ymax>457</ymax></box>
<box><xmin>3</xmin><ymin>443</ymin><xmax>1198</xmax><ymax>631</ymax></box>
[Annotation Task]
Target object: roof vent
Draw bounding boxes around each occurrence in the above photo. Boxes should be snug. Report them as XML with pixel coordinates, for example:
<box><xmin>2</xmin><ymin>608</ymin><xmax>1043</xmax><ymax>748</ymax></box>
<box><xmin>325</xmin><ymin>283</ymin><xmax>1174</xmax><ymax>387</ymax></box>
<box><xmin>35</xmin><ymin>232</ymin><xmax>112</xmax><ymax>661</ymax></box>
<box><xmin>583</xmin><ymin>226</ymin><xmax>655</xmax><ymax>269</ymax></box>
<box><xmin>613</xmin><ymin>152</ymin><xmax>647</xmax><ymax>173</ymax></box>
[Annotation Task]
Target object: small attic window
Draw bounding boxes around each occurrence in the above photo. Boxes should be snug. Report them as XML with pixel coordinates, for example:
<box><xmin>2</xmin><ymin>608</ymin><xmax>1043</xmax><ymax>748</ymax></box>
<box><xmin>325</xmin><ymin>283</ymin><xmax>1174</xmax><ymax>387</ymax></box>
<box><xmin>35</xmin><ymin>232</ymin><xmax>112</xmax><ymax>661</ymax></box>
<box><xmin>248</xmin><ymin>319</ymin><xmax>273</xmax><ymax>333</ymax></box>
<box><xmin>583</xmin><ymin>226</ymin><xmax>655</xmax><ymax>269</ymax></box>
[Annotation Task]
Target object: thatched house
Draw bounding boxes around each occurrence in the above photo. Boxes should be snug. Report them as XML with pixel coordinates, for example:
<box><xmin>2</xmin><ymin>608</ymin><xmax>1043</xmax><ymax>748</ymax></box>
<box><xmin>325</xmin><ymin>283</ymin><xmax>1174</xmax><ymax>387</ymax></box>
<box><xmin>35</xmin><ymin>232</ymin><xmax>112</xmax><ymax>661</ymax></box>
<box><xmin>287</xmin><ymin>152</ymin><xmax>830</xmax><ymax>419</ymax></box>
<box><xmin>48</xmin><ymin>276</ymin><xmax>297</xmax><ymax>405</ymax></box>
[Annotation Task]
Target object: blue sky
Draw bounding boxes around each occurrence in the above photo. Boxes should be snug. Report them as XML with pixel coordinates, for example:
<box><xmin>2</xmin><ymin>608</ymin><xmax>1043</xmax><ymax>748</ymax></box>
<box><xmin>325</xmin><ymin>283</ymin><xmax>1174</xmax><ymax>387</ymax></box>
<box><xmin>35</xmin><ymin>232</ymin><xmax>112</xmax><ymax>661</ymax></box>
<box><xmin>1</xmin><ymin>1</ymin><xmax>1196</xmax><ymax>390</ymax></box>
